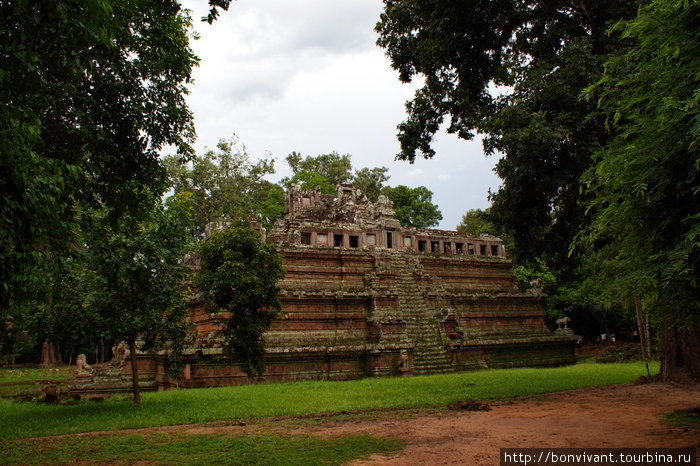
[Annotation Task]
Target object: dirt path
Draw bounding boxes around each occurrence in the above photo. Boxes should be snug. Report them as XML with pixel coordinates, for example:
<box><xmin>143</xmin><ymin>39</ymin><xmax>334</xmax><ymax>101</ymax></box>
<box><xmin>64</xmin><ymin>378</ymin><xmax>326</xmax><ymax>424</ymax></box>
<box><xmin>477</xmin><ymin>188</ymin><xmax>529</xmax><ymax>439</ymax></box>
<box><xmin>11</xmin><ymin>382</ymin><xmax>698</xmax><ymax>464</ymax></box>
<box><xmin>293</xmin><ymin>383</ymin><xmax>700</xmax><ymax>465</ymax></box>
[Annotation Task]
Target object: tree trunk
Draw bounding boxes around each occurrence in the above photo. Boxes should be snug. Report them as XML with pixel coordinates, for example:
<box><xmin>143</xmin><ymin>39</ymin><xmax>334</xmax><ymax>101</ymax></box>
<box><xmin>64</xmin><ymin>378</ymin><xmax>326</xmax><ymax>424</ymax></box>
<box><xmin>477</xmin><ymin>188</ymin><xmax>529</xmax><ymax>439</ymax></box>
<box><xmin>633</xmin><ymin>296</ymin><xmax>648</xmax><ymax>360</ymax></box>
<box><xmin>659</xmin><ymin>305</ymin><xmax>700</xmax><ymax>382</ymax></box>
<box><xmin>128</xmin><ymin>338</ymin><xmax>141</xmax><ymax>404</ymax></box>
<box><xmin>644</xmin><ymin>308</ymin><xmax>651</xmax><ymax>359</ymax></box>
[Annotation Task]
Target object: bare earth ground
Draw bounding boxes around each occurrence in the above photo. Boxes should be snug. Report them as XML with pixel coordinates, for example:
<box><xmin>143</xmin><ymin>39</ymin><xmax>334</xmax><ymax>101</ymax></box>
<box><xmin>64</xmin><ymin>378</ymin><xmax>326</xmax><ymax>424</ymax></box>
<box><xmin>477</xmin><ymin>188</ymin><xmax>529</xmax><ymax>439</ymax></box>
<box><xmin>15</xmin><ymin>382</ymin><xmax>699</xmax><ymax>465</ymax></box>
<box><xmin>292</xmin><ymin>382</ymin><xmax>700</xmax><ymax>465</ymax></box>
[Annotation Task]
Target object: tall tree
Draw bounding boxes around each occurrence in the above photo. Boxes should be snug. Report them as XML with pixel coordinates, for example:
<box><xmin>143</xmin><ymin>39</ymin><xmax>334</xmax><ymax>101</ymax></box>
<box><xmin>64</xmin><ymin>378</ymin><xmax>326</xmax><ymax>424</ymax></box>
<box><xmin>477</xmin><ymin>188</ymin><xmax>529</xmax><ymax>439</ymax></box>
<box><xmin>0</xmin><ymin>0</ymin><xmax>204</xmax><ymax>310</ymax></box>
<box><xmin>382</xmin><ymin>185</ymin><xmax>442</xmax><ymax>228</ymax></box>
<box><xmin>376</xmin><ymin>0</ymin><xmax>635</xmax><ymax>273</ymax></box>
<box><xmin>164</xmin><ymin>136</ymin><xmax>281</xmax><ymax>233</ymax></box>
<box><xmin>457</xmin><ymin>209</ymin><xmax>495</xmax><ymax>237</ymax></box>
<box><xmin>196</xmin><ymin>224</ymin><xmax>285</xmax><ymax>377</ymax></box>
<box><xmin>353</xmin><ymin>167</ymin><xmax>390</xmax><ymax>203</ymax></box>
<box><xmin>585</xmin><ymin>0</ymin><xmax>700</xmax><ymax>381</ymax></box>
<box><xmin>85</xmin><ymin>205</ymin><xmax>190</xmax><ymax>403</ymax></box>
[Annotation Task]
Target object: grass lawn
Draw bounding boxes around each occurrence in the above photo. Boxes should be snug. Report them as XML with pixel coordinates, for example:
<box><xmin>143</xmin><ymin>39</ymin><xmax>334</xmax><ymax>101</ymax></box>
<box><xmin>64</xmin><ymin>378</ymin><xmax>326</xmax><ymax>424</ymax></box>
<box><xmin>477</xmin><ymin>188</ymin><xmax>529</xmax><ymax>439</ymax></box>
<box><xmin>2</xmin><ymin>432</ymin><xmax>404</xmax><ymax>465</ymax></box>
<box><xmin>0</xmin><ymin>367</ymin><xmax>74</xmax><ymax>400</ymax></box>
<box><xmin>0</xmin><ymin>361</ymin><xmax>656</xmax><ymax>442</ymax></box>
<box><xmin>0</xmin><ymin>367</ymin><xmax>73</xmax><ymax>384</ymax></box>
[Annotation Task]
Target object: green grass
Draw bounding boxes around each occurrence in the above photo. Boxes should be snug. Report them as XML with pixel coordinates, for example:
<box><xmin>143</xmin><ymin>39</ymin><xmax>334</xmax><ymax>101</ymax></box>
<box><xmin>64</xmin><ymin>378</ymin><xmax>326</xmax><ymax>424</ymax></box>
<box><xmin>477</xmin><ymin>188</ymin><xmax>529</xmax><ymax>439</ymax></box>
<box><xmin>0</xmin><ymin>367</ymin><xmax>73</xmax><ymax>384</ymax></box>
<box><xmin>664</xmin><ymin>408</ymin><xmax>700</xmax><ymax>427</ymax></box>
<box><xmin>0</xmin><ymin>361</ymin><xmax>657</xmax><ymax>441</ymax></box>
<box><xmin>1</xmin><ymin>432</ymin><xmax>403</xmax><ymax>465</ymax></box>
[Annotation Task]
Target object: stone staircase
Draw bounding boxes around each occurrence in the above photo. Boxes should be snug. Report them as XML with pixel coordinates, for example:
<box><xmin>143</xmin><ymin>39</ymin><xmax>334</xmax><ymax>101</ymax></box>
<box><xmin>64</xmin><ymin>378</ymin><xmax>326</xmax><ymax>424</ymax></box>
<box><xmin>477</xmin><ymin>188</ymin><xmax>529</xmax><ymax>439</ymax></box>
<box><xmin>380</xmin><ymin>252</ymin><xmax>454</xmax><ymax>374</ymax></box>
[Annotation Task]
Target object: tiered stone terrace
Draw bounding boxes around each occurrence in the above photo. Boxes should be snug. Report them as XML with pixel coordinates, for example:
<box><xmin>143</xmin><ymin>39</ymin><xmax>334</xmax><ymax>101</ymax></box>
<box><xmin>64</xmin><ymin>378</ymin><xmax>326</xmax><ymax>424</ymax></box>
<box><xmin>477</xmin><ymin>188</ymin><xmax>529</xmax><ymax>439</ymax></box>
<box><xmin>72</xmin><ymin>184</ymin><xmax>576</xmax><ymax>394</ymax></box>
<box><xmin>173</xmin><ymin>184</ymin><xmax>575</xmax><ymax>388</ymax></box>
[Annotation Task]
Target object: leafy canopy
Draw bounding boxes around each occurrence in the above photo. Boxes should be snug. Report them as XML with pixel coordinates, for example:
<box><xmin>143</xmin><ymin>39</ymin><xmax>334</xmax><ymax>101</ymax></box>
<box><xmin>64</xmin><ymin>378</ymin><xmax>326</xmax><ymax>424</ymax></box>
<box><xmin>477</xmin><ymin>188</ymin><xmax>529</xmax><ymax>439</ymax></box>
<box><xmin>164</xmin><ymin>136</ymin><xmax>283</xmax><ymax>233</ymax></box>
<box><xmin>376</xmin><ymin>0</ymin><xmax>635</xmax><ymax>272</ymax></box>
<box><xmin>382</xmin><ymin>185</ymin><xmax>442</xmax><ymax>229</ymax></box>
<box><xmin>196</xmin><ymin>224</ymin><xmax>285</xmax><ymax>377</ymax></box>
<box><xmin>583</xmin><ymin>0</ymin><xmax>700</xmax><ymax>379</ymax></box>
<box><xmin>0</xmin><ymin>0</ymin><xmax>204</xmax><ymax>311</ymax></box>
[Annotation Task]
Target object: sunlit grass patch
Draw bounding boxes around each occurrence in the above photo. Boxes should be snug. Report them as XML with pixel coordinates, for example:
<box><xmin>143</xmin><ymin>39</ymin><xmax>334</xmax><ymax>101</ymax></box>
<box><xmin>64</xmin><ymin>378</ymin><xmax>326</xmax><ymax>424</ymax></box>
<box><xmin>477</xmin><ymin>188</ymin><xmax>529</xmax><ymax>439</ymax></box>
<box><xmin>0</xmin><ymin>361</ymin><xmax>657</xmax><ymax>441</ymax></box>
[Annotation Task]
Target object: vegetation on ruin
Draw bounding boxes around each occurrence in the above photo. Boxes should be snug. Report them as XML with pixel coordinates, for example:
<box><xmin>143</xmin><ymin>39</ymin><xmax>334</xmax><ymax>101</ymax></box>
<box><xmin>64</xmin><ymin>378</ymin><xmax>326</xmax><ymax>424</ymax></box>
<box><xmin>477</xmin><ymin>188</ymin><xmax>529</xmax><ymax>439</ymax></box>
<box><xmin>0</xmin><ymin>362</ymin><xmax>655</xmax><ymax>441</ymax></box>
<box><xmin>163</xmin><ymin>136</ymin><xmax>285</xmax><ymax>234</ymax></box>
<box><xmin>1</xmin><ymin>431</ymin><xmax>403</xmax><ymax>465</ymax></box>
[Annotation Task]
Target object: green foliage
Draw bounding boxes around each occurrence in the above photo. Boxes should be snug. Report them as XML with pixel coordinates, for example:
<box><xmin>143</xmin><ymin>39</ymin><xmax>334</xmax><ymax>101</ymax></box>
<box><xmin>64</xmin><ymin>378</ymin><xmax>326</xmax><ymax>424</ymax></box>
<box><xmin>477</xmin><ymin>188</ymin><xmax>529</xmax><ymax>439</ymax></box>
<box><xmin>285</xmin><ymin>170</ymin><xmax>337</xmax><ymax>195</ymax></box>
<box><xmin>285</xmin><ymin>151</ymin><xmax>354</xmax><ymax>187</ymax></box>
<box><xmin>85</xmin><ymin>204</ymin><xmax>191</xmax><ymax>382</ymax></box>
<box><xmin>513</xmin><ymin>259</ymin><xmax>556</xmax><ymax>294</ymax></box>
<box><xmin>283</xmin><ymin>153</ymin><xmax>393</xmax><ymax>201</ymax></box>
<box><xmin>2</xmin><ymin>432</ymin><xmax>404</xmax><ymax>465</ymax></box>
<box><xmin>513</xmin><ymin>258</ymin><xmax>562</xmax><ymax>319</ymax></box>
<box><xmin>376</xmin><ymin>0</ymin><xmax>635</xmax><ymax>270</ymax></box>
<box><xmin>586</xmin><ymin>0</ymin><xmax>700</xmax><ymax>306</ymax></box>
<box><xmin>196</xmin><ymin>224</ymin><xmax>285</xmax><ymax>377</ymax></box>
<box><xmin>583</xmin><ymin>0</ymin><xmax>700</xmax><ymax>378</ymax></box>
<box><xmin>353</xmin><ymin>167</ymin><xmax>390</xmax><ymax>202</ymax></box>
<box><xmin>0</xmin><ymin>0</ymin><xmax>205</xmax><ymax>312</ymax></box>
<box><xmin>164</xmin><ymin>136</ymin><xmax>280</xmax><ymax>234</ymax></box>
<box><xmin>382</xmin><ymin>185</ymin><xmax>442</xmax><ymax>228</ymax></box>
<box><xmin>456</xmin><ymin>209</ymin><xmax>494</xmax><ymax>236</ymax></box>
<box><xmin>0</xmin><ymin>362</ymin><xmax>655</xmax><ymax>441</ymax></box>
<box><xmin>259</xmin><ymin>184</ymin><xmax>286</xmax><ymax>231</ymax></box>
<box><xmin>375</xmin><ymin>0</ymin><xmax>644</xmax><ymax>342</ymax></box>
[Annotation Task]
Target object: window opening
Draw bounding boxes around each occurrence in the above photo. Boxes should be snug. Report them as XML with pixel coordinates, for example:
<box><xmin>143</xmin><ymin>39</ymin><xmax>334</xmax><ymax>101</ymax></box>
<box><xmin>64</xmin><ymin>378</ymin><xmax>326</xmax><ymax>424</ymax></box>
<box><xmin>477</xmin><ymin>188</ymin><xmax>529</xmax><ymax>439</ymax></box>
<box><xmin>468</xmin><ymin>243</ymin><xmax>475</xmax><ymax>255</ymax></box>
<box><xmin>418</xmin><ymin>240</ymin><xmax>427</xmax><ymax>252</ymax></box>
<box><xmin>491</xmin><ymin>245</ymin><xmax>500</xmax><ymax>256</ymax></box>
<box><xmin>386</xmin><ymin>232</ymin><xmax>393</xmax><ymax>248</ymax></box>
<box><xmin>300</xmin><ymin>232</ymin><xmax>311</xmax><ymax>245</ymax></box>
<box><xmin>456</xmin><ymin>242</ymin><xmax>464</xmax><ymax>254</ymax></box>
<box><xmin>480</xmin><ymin>244</ymin><xmax>487</xmax><ymax>255</ymax></box>
<box><xmin>349</xmin><ymin>235</ymin><xmax>359</xmax><ymax>248</ymax></box>
<box><xmin>334</xmin><ymin>234</ymin><xmax>344</xmax><ymax>247</ymax></box>
<box><xmin>431</xmin><ymin>241</ymin><xmax>439</xmax><ymax>253</ymax></box>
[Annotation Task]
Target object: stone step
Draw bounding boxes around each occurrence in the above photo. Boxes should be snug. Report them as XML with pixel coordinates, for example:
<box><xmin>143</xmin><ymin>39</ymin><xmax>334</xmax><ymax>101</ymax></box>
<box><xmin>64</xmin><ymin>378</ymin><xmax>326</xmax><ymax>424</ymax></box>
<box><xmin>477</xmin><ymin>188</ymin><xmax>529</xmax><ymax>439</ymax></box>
<box><xmin>378</xmin><ymin>252</ymin><xmax>456</xmax><ymax>376</ymax></box>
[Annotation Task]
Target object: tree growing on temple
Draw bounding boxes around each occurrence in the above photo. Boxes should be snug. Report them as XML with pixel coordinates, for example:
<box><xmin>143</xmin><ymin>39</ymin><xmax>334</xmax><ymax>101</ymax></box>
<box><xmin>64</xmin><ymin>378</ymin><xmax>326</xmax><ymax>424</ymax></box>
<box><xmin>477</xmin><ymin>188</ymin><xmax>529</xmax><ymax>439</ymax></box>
<box><xmin>196</xmin><ymin>223</ymin><xmax>285</xmax><ymax>377</ymax></box>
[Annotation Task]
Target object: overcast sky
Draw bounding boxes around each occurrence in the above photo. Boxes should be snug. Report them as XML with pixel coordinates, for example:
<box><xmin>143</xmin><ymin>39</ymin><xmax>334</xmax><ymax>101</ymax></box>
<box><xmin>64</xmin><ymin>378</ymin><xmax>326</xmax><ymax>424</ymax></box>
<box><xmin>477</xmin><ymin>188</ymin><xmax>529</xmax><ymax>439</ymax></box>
<box><xmin>181</xmin><ymin>0</ymin><xmax>501</xmax><ymax>229</ymax></box>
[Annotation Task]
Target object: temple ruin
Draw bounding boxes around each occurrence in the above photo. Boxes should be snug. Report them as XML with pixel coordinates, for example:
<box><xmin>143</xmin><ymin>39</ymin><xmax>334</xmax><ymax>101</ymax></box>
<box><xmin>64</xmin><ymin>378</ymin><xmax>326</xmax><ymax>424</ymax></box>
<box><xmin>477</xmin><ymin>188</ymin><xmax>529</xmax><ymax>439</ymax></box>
<box><xmin>70</xmin><ymin>184</ymin><xmax>576</xmax><ymax>395</ymax></box>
